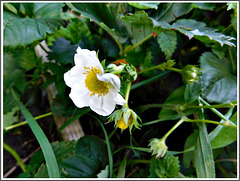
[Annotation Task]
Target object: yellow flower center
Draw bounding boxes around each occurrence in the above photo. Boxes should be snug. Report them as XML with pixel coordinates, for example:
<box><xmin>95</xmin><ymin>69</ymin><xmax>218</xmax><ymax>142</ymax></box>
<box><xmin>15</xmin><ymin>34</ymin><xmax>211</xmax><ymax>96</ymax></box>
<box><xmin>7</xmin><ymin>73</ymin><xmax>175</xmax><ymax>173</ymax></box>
<box><xmin>116</xmin><ymin>116</ymin><xmax>133</xmax><ymax>130</ymax></box>
<box><xmin>84</xmin><ymin>66</ymin><xmax>109</xmax><ymax>97</ymax></box>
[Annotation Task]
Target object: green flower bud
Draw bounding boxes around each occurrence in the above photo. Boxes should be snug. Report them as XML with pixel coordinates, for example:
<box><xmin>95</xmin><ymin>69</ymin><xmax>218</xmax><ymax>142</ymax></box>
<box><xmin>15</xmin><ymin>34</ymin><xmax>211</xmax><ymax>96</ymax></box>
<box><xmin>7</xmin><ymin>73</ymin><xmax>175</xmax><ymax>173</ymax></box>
<box><xmin>120</xmin><ymin>64</ymin><xmax>137</xmax><ymax>83</ymax></box>
<box><xmin>181</xmin><ymin>65</ymin><xmax>201</xmax><ymax>84</ymax></box>
<box><xmin>108</xmin><ymin>107</ymin><xmax>141</xmax><ymax>133</ymax></box>
<box><xmin>149</xmin><ymin>138</ymin><xmax>168</xmax><ymax>159</ymax></box>
<box><xmin>105</xmin><ymin>64</ymin><xmax>125</xmax><ymax>74</ymax></box>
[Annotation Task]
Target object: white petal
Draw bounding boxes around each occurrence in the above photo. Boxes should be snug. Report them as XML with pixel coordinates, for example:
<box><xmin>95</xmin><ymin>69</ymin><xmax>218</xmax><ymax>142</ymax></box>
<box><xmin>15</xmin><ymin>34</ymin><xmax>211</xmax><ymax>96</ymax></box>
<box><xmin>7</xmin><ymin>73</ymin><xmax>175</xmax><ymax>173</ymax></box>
<box><xmin>69</xmin><ymin>87</ymin><xmax>90</xmax><ymax>108</ymax></box>
<box><xmin>74</xmin><ymin>47</ymin><xmax>103</xmax><ymax>73</ymax></box>
<box><xmin>64</xmin><ymin>66</ymin><xmax>86</xmax><ymax>88</ymax></box>
<box><xmin>97</xmin><ymin>73</ymin><xmax>120</xmax><ymax>91</ymax></box>
<box><xmin>102</xmin><ymin>93</ymin><xmax>116</xmax><ymax>115</ymax></box>
<box><xmin>114</xmin><ymin>93</ymin><xmax>126</xmax><ymax>106</ymax></box>
<box><xmin>89</xmin><ymin>94</ymin><xmax>115</xmax><ymax>116</ymax></box>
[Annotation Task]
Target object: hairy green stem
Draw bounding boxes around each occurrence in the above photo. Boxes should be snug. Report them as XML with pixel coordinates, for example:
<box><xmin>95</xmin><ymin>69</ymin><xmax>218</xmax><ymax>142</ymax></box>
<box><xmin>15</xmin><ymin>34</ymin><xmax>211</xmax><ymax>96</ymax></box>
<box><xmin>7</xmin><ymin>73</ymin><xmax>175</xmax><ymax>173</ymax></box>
<box><xmin>228</xmin><ymin>47</ymin><xmax>235</xmax><ymax>73</ymax></box>
<box><xmin>162</xmin><ymin>117</ymin><xmax>186</xmax><ymax>141</ymax></box>
<box><xmin>199</xmin><ymin>97</ymin><xmax>235</xmax><ymax>123</ymax></box>
<box><xmin>122</xmin><ymin>35</ymin><xmax>152</xmax><ymax>55</ymax></box>
<box><xmin>124</xmin><ymin>83</ymin><xmax>132</xmax><ymax>107</ymax></box>
<box><xmin>138</xmin><ymin>64</ymin><xmax>182</xmax><ymax>75</ymax></box>
<box><xmin>3</xmin><ymin>142</ymin><xmax>26</xmax><ymax>172</ymax></box>
<box><xmin>185</xmin><ymin>101</ymin><xmax>237</xmax><ymax>109</ymax></box>
<box><xmin>185</xmin><ymin>119</ymin><xmax>237</xmax><ymax>129</ymax></box>
<box><xmin>127</xmin><ymin>159</ymin><xmax>151</xmax><ymax>165</ymax></box>
<box><xmin>39</xmin><ymin>43</ymin><xmax>48</xmax><ymax>54</ymax></box>
<box><xmin>5</xmin><ymin>112</ymin><xmax>53</xmax><ymax>131</ymax></box>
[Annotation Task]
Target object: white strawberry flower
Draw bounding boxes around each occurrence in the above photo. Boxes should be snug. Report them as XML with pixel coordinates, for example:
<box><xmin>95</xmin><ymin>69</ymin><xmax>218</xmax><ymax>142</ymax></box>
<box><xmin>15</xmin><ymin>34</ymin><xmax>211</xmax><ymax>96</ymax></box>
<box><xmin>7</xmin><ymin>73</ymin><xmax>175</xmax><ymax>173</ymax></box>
<box><xmin>64</xmin><ymin>47</ymin><xmax>126</xmax><ymax>116</ymax></box>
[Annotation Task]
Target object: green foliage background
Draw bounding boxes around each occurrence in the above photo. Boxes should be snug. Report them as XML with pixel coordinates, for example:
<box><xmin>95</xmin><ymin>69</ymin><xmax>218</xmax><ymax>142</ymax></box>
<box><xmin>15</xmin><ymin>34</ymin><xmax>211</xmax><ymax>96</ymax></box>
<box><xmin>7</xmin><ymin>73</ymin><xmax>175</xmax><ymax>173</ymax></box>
<box><xmin>3</xmin><ymin>2</ymin><xmax>238</xmax><ymax>178</ymax></box>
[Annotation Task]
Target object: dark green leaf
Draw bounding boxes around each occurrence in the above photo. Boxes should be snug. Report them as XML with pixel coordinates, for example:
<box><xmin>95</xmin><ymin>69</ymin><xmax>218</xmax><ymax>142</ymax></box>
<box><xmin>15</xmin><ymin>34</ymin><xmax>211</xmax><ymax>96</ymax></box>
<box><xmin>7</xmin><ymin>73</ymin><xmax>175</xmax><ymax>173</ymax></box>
<box><xmin>69</xmin><ymin>3</ymin><xmax>128</xmax><ymax>44</ymax></box>
<box><xmin>62</xmin><ymin>135</ymin><xmax>108</xmax><ymax>178</ymax></box>
<box><xmin>128</xmin><ymin>2</ymin><xmax>160</xmax><ymax>10</ymax></box>
<box><xmin>157</xmin><ymin>30</ymin><xmax>177</xmax><ymax>59</ymax></box>
<box><xmin>195</xmin><ymin>123</ymin><xmax>215</xmax><ymax>178</ymax></box>
<box><xmin>184</xmin><ymin>77</ymin><xmax>203</xmax><ymax>104</ymax></box>
<box><xmin>22</xmin><ymin>3</ymin><xmax>35</xmax><ymax>17</ymax></box>
<box><xmin>149</xmin><ymin>155</ymin><xmax>180</xmax><ymax>178</ymax></box>
<box><xmin>3</xmin><ymin>53</ymin><xmax>26</xmax><ymax>114</ymax></box>
<box><xmin>3</xmin><ymin>16</ymin><xmax>61</xmax><ymax>48</ymax></box>
<box><xmin>182</xmin><ymin>129</ymin><xmax>199</xmax><ymax>168</ymax></box>
<box><xmin>151</xmin><ymin>3</ymin><xmax>193</xmax><ymax>23</ymax></box>
<box><xmin>158</xmin><ymin>86</ymin><xmax>197</xmax><ymax>120</ymax></box>
<box><xmin>192</xmin><ymin>3</ymin><xmax>216</xmax><ymax>10</ymax></box>
<box><xmin>121</xmin><ymin>11</ymin><xmax>154</xmax><ymax>45</ymax></box>
<box><xmin>48</xmin><ymin>37</ymin><xmax>79</xmax><ymax>64</ymax></box>
<box><xmin>33</xmin><ymin>3</ymin><xmax>64</xmax><ymax>18</ymax></box>
<box><xmin>210</xmin><ymin>112</ymin><xmax>237</xmax><ymax>149</ymax></box>
<box><xmin>200</xmin><ymin>52</ymin><xmax>237</xmax><ymax>103</ymax></box>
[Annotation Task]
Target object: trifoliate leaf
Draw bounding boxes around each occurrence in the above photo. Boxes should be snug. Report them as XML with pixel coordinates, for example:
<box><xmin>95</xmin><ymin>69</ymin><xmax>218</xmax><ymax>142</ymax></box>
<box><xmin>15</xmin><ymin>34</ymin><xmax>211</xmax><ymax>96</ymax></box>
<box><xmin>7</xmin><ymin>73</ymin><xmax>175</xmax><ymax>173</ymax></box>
<box><xmin>149</xmin><ymin>155</ymin><xmax>180</xmax><ymax>178</ymax></box>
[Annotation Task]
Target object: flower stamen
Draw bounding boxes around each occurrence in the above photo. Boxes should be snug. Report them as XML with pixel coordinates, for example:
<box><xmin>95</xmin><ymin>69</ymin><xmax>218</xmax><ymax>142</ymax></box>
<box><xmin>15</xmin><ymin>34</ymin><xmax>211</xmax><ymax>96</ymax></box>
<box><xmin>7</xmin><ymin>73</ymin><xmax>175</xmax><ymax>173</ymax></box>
<box><xmin>84</xmin><ymin>67</ymin><xmax>109</xmax><ymax>96</ymax></box>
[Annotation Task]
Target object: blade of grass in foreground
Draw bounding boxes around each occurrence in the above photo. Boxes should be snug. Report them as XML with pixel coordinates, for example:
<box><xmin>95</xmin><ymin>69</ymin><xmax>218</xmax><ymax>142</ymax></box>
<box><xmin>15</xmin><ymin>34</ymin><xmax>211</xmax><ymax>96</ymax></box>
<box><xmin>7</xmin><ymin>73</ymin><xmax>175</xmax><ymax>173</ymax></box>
<box><xmin>12</xmin><ymin>88</ymin><xmax>60</xmax><ymax>178</ymax></box>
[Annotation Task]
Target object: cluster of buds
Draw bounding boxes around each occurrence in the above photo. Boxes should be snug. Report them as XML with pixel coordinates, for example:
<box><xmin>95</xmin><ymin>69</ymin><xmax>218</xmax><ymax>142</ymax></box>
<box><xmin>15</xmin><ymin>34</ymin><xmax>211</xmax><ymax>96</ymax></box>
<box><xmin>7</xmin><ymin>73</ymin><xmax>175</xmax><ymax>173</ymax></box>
<box><xmin>149</xmin><ymin>138</ymin><xmax>168</xmax><ymax>159</ymax></box>
<box><xmin>181</xmin><ymin>65</ymin><xmax>201</xmax><ymax>84</ymax></box>
<box><xmin>108</xmin><ymin>107</ymin><xmax>141</xmax><ymax>133</ymax></box>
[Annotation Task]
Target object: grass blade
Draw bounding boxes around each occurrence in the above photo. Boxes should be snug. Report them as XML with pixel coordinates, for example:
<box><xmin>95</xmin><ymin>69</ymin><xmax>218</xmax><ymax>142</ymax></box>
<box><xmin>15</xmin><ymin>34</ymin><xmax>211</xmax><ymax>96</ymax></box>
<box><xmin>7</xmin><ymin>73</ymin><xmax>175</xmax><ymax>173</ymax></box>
<box><xmin>12</xmin><ymin>88</ymin><xmax>60</xmax><ymax>178</ymax></box>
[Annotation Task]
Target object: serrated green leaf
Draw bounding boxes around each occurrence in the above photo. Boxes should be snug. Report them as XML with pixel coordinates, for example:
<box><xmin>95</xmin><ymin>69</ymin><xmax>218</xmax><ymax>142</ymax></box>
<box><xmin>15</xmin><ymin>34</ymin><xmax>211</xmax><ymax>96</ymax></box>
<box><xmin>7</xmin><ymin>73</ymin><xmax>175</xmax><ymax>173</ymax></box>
<box><xmin>34</xmin><ymin>164</ymin><xmax>48</xmax><ymax>178</ymax></box>
<box><xmin>195</xmin><ymin>123</ymin><xmax>215</xmax><ymax>178</ymax></box>
<box><xmin>128</xmin><ymin>2</ymin><xmax>160</xmax><ymax>10</ymax></box>
<box><xmin>3</xmin><ymin>16</ymin><xmax>61</xmax><ymax>48</ymax></box>
<box><xmin>157</xmin><ymin>30</ymin><xmax>177</xmax><ymax>59</ymax></box>
<box><xmin>97</xmin><ymin>165</ymin><xmax>109</xmax><ymax>178</ymax></box>
<box><xmin>62</xmin><ymin>135</ymin><xmax>108</xmax><ymax>178</ymax></box>
<box><xmin>200</xmin><ymin>52</ymin><xmax>237</xmax><ymax>103</ymax></box>
<box><xmin>3</xmin><ymin>106</ymin><xmax>18</xmax><ymax>129</ymax></box>
<box><xmin>12</xmin><ymin>47</ymin><xmax>38</xmax><ymax>71</ymax></box>
<box><xmin>151</xmin><ymin>3</ymin><xmax>193</xmax><ymax>23</ymax></box>
<box><xmin>172</xmin><ymin>19</ymin><xmax>235</xmax><ymax>47</ymax></box>
<box><xmin>210</xmin><ymin>112</ymin><xmax>237</xmax><ymax>149</ymax></box>
<box><xmin>149</xmin><ymin>155</ymin><xmax>180</xmax><ymax>178</ymax></box>
<box><xmin>153</xmin><ymin>19</ymin><xmax>235</xmax><ymax>47</ymax></box>
<box><xmin>158</xmin><ymin>85</ymin><xmax>197</xmax><ymax>120</ymax></box>
<box><xmin>50</xmin><ymin>18</ymin><xmax>92</xmax><ymax>45</ymax></box>
<box><xmin>121</xmin><ymin>11</ymin><xmax>154</xmax><ymax>45</ymax></box>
